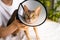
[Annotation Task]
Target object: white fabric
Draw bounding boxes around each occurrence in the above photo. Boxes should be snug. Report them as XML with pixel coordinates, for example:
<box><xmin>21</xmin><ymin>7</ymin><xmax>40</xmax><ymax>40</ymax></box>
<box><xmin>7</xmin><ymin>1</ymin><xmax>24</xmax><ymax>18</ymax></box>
<box><xmin>37</xmin><ymin>20</ymin><xmax>60</xmax><ymax>40</ymax></box>
<box><xmin>0</xmin><ymin>13</ymin><xmax>2</xmax><ymax>26</ymax></box>
<box><xmin>0</xmin><ymin>0</ymin><xmax>24</xmax><ymax>40</ymax></box>
<box><xmin>0</xmin><ymin>0</ymin><xmax>24</xmax><ymax>27</ymax></box>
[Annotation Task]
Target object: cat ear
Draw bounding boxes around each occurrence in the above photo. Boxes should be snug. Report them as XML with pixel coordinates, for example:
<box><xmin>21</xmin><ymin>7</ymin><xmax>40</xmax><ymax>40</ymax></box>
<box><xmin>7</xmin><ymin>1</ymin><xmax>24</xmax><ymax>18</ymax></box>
<box><xmin>35</xmin><ymin>6</ymin><xmax>41</xmax><ymax>16</ymax></box>
<box><xmin>24</xmin><ymin>5</ymin><xmax>28</xmax><ymax>13</ymax></box>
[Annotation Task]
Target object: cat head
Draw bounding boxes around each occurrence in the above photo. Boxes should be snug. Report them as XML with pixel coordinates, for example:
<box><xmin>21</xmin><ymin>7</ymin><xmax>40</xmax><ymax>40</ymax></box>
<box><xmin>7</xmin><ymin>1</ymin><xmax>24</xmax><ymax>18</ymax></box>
<box><xmin>24</xmin><ymin>5</ymin><xmax>41</xmax><ymax>24</ymax></box>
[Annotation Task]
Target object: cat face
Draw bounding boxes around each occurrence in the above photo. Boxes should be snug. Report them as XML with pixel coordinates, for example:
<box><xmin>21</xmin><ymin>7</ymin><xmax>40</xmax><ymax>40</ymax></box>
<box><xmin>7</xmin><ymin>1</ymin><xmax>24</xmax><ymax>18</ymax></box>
<box><xmin>24</xmin><ymin>5</ymin><xmax>41</xmax><ymax>24</ymax></box>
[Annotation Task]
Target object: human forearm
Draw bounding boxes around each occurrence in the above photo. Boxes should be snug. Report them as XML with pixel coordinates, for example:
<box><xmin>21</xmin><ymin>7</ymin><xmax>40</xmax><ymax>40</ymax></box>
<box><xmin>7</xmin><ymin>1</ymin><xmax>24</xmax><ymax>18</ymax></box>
<box><xmin>0</xmin><ymin>19</ymin><xmax>26</xmax><ymax>38</ymax></box>
<box><xmin>0</xmin><ymin>22</ymin><xmax>18</xmax><ymax>38</ymax></box>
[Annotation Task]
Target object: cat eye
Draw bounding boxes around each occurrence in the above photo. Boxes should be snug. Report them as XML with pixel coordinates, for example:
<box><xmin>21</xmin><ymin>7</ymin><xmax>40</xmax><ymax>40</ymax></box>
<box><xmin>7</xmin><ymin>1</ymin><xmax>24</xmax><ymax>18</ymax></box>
<box><xmin>30</xmin><ymin>14</ymin><xmax>35</xmax><ymax>19</ymax></box>
<box><xmin>32</xmin><ymin>15</ymin><xmax>35</xmax><ymax>19</ymax></box>
<box><xmin>32</xmin><ymin>14</ymin><xmax>34</xmax><ymax>17</ymax></box>
<box><xmin>25</xmin><ymin>14</ymin><xmax>29</xmax><ymax>18</ymax></box>
<box><xmin>25</xmin><ymin>15</ymin><xmax>28</xmax><ymax>18</ymax></box>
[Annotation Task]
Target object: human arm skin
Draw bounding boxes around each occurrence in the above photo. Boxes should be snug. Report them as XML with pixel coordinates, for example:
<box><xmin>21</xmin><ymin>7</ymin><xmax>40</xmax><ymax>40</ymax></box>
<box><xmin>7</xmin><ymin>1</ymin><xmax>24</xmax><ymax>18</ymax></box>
<box><xmin>0</xmin><ymin>20</ymin><xmax>18</xmax><ymax>38</ymax></box>
<box><xmin>0</xmin><ymin>19</ymin><xmax>27</xmax><ymax>38</ymax></box>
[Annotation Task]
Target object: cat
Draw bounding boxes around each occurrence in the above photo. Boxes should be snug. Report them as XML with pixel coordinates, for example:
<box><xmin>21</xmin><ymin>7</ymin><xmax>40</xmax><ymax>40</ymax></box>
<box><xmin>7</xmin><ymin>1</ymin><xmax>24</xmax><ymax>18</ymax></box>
<box><xmin>24</xmin><ymin>5</ymin><xmax>41</xmax><ymax>24</ymax></box>
<box><xmin>23</xmin><ymin>5</ymin><xmax>41</xmax><ymax>40</ymax></box>
<box><xmin>12</xmin><ymin>5</ymin><xmax>41</xmax><ymax>40</ymax></box>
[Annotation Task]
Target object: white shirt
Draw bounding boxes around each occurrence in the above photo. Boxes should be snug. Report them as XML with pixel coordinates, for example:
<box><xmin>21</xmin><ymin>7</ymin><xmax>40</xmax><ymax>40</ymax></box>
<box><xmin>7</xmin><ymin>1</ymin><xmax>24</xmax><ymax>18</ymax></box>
<box><xmin>0</xmin><ymin>0</ymin><xmax>24</xmax><ymax>26</ymax></box>
<box><xmin>0</xmin><ymin>0</ymin><xmax>25</xmax><ymax>40</ymax></box>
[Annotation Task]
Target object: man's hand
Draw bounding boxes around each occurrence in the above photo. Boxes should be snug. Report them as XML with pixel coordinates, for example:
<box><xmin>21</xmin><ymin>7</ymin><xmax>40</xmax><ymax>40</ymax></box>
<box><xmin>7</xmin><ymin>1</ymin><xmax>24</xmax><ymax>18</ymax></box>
<box><xmin>12</xmin><ymin>19</ymin><xmax>28</xmax><ymax>36</ymax></box>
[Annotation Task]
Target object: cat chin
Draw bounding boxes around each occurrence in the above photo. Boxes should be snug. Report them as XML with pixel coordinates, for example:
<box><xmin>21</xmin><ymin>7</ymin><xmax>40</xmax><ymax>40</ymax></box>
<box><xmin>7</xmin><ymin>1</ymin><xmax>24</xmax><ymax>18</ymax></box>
<box><xmin>26</xmin><ymin>22</ymin><xmax>32</xmax><ymax>24</ymax></box>
<box><xmin>26</xmin><ymin>21</ymin><xmax>35</xmax><ymax>24</ymax></box>
<box><xmin>25</xmin><ymin>21</ymin><xmax>33</xmax><ymax>24</ymax></box>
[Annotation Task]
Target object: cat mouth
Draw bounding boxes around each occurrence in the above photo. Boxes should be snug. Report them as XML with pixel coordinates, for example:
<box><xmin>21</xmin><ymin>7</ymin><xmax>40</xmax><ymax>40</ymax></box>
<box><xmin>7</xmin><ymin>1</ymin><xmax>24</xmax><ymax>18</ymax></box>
<box><xmin>25</xmin><ymin>20</ymin><xmax>32</xmax><ymax>24</ymax></box>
